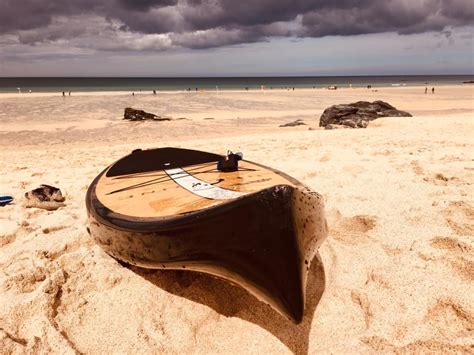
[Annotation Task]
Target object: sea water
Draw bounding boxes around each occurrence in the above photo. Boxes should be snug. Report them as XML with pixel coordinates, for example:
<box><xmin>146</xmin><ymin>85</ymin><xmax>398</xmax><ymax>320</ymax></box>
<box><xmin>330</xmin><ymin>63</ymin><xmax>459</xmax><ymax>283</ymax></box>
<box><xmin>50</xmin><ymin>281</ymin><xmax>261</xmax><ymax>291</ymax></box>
<box><xmin>0</xmin><ymin>75</ymin><xmax>472</xmax><ymax>93</ymax></box>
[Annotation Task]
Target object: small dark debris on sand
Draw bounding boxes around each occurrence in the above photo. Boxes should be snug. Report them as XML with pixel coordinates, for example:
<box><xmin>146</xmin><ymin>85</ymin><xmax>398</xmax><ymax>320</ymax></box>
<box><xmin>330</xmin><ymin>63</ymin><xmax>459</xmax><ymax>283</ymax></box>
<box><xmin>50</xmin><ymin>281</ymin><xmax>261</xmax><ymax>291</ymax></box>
<box><xmin>24</xmin><ymin>184</ymin><xmax>66</xmax><ymax>210</ymax></box>
<box><xmin>124</xmin><ymin>107</ymin><xmax>172</xmax><ymax>121</ymax></box>
<box><xmin>280</xmin><ymin>119</ymin><xmax>306</xmax><ymax>127</ymax></box>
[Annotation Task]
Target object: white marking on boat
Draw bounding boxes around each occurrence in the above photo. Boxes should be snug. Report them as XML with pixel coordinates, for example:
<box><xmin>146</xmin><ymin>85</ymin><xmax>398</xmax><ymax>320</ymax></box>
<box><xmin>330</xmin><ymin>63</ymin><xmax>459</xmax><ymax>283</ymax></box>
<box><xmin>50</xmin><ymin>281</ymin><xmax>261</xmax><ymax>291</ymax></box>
<box><xmin>164</xmin><ymin>167</ymin><xmax>245</xmax><ymax>200</ymax></box>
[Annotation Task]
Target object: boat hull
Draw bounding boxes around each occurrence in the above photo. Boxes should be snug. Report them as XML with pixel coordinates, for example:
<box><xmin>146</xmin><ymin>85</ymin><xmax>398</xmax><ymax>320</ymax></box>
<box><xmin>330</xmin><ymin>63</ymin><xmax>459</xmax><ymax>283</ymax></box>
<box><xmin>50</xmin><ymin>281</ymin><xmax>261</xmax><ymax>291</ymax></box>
<box><xmin>86</xmin><ymin>149</ymin><xmax>327</xmax><ymax>323</ymax></box>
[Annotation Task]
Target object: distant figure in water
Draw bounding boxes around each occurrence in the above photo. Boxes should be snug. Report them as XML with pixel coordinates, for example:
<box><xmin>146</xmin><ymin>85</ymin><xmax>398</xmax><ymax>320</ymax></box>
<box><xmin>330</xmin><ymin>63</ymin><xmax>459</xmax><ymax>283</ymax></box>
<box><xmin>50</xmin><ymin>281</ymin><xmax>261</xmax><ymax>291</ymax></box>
<box><xmin>29</xmin><ymin>90</ymin><xmax>32</xmax><ymax>94</ymax></box>
<box><xmin>425</xmin><ymin>87</ymin><xmax>428</xmax><ymax>94</ymax></box>
<box><xmin>17</xmin><ymin>87</ymin><xmax>21</xmax><ymax>94</ymax></box>
<box><xmin>153</xmin><ymin>89</ymin><xmax>156</xmax><ymax>95</ymax></box>
<box><xmin>432</xmin><ymin>87</ymin><xmax>435</xmax><ymax>94</ymax></box>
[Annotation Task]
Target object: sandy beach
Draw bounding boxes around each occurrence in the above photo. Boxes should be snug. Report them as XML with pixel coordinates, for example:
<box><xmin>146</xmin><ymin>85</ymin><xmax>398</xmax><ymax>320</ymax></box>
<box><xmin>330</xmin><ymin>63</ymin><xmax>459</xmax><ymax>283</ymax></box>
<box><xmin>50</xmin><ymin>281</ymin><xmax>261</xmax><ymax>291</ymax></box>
<box><xmin>1</xmin><ymin>85</ymin><xmax>473</xmax><ymax>353</ymax></box>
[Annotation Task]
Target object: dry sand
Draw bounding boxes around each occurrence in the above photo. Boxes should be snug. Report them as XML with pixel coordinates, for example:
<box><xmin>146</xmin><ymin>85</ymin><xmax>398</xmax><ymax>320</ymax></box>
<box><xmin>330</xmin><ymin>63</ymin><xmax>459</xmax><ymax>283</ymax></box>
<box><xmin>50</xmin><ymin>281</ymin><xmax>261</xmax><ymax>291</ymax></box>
<box><xmin>1</xmin><ymin>85</ymin><xmax>473</xmax><ymax>353</ymax></box>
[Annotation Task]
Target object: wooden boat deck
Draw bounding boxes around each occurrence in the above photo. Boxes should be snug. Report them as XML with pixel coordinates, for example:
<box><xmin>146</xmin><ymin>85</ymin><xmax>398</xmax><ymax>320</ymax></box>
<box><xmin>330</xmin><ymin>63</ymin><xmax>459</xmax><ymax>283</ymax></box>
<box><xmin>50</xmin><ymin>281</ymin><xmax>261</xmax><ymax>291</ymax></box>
<box><xmin>96</xmin><ymin>160</ymin><xmax>296</xmax><ymax>218</ymax></box>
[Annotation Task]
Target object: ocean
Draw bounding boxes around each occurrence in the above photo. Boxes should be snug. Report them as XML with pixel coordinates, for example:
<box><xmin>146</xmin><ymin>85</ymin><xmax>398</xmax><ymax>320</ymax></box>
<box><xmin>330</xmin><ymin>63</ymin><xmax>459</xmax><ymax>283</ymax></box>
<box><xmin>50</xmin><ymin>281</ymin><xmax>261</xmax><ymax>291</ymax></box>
<box><xmin>0</xmin><ymin>75</ymin><xmax>472</xmax><ymax>93</ymax></box>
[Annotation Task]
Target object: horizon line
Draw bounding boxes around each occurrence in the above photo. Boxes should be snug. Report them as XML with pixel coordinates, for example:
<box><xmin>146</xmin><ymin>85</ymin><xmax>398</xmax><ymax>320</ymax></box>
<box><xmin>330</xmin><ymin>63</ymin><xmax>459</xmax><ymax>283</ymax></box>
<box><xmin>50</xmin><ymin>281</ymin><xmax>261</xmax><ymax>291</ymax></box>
<box><xmin>0</xmin><ymin>74</ymin><xmax>473</xmax><ymax>79</ymax></box>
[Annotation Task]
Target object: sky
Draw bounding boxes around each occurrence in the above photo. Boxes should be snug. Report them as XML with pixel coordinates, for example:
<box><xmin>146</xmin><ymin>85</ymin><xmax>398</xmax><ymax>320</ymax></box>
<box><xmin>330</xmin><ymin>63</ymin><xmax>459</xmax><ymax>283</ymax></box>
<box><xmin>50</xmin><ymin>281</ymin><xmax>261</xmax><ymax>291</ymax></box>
<box><xmin>0</xmin><ymin>0</ymin><xmax>473</xmax><ymax>77</ymax></box>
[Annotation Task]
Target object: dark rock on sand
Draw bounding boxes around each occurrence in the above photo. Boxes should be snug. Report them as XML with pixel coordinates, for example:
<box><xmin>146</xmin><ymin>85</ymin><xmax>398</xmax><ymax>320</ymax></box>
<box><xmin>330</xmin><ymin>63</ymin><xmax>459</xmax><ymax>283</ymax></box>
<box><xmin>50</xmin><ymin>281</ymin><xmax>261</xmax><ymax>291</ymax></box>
<box><xmin>319</xmin><ymin>101</ymin><xmax>412</xmax><ymax>128</ymax></box>
<box><xmin>280</xmin><ymin>119</ymin><xmax>306</xmax><ymax>127</ymax></box>
<box><xmin>24</xmin><ymin>184</ymin><xmax>66</xmax><ymax>210</ymax></box>
<box><xmin>124</xmin><ymin>107</ymin><xmax>172</xmax><ymax>121</ymax></box>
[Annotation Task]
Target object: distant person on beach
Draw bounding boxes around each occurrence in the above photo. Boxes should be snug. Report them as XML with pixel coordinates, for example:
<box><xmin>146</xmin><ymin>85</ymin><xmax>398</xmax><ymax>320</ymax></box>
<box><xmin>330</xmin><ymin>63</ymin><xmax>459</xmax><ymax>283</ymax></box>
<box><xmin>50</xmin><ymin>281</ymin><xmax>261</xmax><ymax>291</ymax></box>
<box><xmin>29</xmin><ymin>90</ymin><xmax>32</xmax><ymax>94</ymax></box>
<box><xmin>153</xmin><ymin>89</ymin><xmax>156</xmax><ymax>95</ymax></box>
<box><xmin>432</xmin><ymin>87</ymin><xmax>435</xmax><ymax>94</ymax></box>
<box><xmin>425</xmin><ymin>87</ymin><xmax>428</xmax><ymax>94</ymax></box>
<box><xmin>132</xmin><ymin>92</ymin><xmax>135</xmax><ymax>96</ymax></box>
<box><xmin>68</xmin><ymin>91</ymin><xmax>71</xmax><ymax>96</ymax></box>
<box><xmin>62</xmin><ymin>91</ymin><xmax>65</xmax><ymax>97</ymax></box>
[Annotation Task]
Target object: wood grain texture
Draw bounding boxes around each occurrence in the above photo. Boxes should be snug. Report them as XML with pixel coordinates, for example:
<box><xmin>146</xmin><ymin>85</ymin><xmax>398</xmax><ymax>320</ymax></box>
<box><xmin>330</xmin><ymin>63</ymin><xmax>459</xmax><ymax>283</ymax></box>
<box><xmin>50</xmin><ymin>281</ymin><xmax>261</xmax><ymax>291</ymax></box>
<box><xmin>96</xmin><ymin>160</ymin><xmax>295</xmax><ymax>218</ymax></box>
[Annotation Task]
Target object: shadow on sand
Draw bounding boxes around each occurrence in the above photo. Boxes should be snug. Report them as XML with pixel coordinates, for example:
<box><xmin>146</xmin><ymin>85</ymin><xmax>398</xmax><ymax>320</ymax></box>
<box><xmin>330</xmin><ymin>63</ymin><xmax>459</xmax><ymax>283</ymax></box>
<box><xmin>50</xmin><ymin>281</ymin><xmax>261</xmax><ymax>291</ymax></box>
<box><xmin>129</xmin><ymin>252</ymin><xmax>326</xmax><ymax>354</ymax></box>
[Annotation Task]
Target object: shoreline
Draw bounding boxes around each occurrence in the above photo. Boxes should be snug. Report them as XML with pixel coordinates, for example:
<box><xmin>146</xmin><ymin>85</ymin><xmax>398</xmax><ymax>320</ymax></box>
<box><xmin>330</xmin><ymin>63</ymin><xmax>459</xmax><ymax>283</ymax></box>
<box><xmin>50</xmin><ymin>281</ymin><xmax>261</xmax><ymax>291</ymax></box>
<box><xmin>0</xmin><ymin>84</ymin><xmax>470</xmax><ymax>98</ymax></box>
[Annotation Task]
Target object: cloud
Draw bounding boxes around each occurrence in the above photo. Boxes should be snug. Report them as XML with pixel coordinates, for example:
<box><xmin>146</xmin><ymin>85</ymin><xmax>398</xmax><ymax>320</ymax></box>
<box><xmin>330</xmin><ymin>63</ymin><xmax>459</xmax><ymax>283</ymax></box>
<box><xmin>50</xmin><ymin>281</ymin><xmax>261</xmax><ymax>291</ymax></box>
<box><xmin>0</xmin><ymin>0</ymin><xmax>472</xmax><ymax>51</ymax></box>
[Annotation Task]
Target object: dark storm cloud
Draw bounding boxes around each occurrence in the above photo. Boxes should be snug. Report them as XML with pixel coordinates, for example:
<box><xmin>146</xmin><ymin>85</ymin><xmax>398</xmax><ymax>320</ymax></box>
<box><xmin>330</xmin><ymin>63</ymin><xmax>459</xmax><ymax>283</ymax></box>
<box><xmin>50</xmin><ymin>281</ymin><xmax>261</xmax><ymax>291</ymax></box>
<box><xmin>117</xmin><ymin>0</ymin><xmax>177</xmax><ymax>11</ymax></box>
<box><xmin>0</xmin><ymin>0</ymin><xmax>176</xmax><ymax>31</ymax></box>
<box><xmin>0</xmin><ymin>0</ymin><xmax>102</xmax><ymax>31</ymax></box>
<box><xmin>0</xmin><ymin>0</ymin><xmax>472</xmax><ymax>50</ymax></box>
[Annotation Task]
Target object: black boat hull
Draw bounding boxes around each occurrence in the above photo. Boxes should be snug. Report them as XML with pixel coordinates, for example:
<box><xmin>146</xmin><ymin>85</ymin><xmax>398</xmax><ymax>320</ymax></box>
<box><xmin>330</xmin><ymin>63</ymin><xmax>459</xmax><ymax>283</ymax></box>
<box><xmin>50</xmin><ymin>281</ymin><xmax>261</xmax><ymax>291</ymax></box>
<box><xmin>86</xmin><ymin>148</ymin><xmax>328</xmax><ymax>323</ymax></box>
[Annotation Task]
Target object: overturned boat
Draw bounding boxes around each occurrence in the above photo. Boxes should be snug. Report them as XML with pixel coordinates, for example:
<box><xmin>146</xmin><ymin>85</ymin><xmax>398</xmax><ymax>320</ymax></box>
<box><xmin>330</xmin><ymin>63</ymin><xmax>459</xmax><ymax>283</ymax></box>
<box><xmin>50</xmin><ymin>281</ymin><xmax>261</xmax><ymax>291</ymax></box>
<box><xmin>86</xmin><ymin>147</ymin><xmax>327</xmax><ymax>323</ymax></box>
